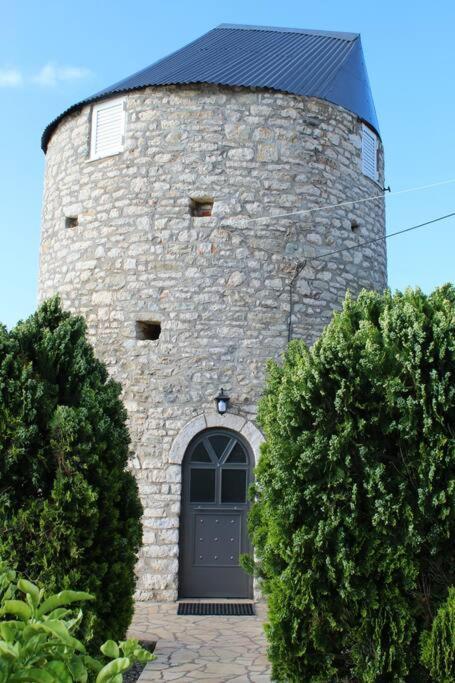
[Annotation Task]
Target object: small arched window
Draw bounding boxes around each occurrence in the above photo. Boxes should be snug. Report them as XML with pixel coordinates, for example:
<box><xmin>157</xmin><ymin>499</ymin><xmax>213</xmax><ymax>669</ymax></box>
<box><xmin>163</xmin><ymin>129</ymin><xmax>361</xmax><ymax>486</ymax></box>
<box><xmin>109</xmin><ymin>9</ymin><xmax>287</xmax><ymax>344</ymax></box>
<box><xmin>185</xmin><ymin>430</ymin><xmax>250</xmax><ymax>505</ymax></box>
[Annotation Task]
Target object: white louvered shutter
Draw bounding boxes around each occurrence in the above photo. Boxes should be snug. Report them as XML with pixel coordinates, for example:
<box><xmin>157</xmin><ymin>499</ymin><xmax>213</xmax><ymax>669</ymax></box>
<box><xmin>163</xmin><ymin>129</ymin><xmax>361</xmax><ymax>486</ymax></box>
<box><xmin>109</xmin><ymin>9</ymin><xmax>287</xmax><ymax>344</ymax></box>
<box><xmin>361</xmin><ymin>123</ymin><xmax>378</xmax><ymax>181</ymax></box>
<box><xmin>90</xmin><ymin>98</ymin><xmax>125</xmax><ymax>159</ymax></box>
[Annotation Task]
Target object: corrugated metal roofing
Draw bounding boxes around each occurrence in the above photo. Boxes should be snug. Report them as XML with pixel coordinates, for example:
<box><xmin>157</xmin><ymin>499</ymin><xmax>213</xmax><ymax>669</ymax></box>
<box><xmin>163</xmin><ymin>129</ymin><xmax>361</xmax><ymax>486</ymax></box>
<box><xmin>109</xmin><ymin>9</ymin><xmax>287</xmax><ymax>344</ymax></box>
<box><xmin>41</xmin><ymin>23</ymin><xmax>379</xmax><ymax>152</ymax></box>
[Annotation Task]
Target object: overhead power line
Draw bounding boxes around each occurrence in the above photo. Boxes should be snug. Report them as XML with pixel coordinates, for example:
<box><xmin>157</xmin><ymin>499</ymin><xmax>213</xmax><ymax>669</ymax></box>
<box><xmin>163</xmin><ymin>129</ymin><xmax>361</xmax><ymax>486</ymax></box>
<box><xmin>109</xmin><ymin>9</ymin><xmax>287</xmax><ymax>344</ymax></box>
<box><xmin>287</xmin><ymin>210</ymin><xmax>455</xmax><ymax>341</ymax></box>
<box><xmin>239</xmin><ymin>177</ymin><xmax>455</xmax><ymax>225</ymax></box>
<box><xmin>307</xmin><ymin>210</ymin><xmax>455</xmax><ymax>263</ymax></box>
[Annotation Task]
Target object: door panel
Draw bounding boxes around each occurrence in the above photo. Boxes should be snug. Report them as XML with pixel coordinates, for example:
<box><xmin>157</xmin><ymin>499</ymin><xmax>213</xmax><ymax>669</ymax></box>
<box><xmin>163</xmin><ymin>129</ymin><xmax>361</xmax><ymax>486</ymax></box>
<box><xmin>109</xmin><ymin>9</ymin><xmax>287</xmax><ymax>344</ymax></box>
<box><xmin>193</xmin><ymin>511</ymin><xmax>241</xmax><ymax>566</ymax></box>
<box><xmin>179</xmin><ymin>429</ymin><xmax>253</xmax><ymax>599</ymax></box>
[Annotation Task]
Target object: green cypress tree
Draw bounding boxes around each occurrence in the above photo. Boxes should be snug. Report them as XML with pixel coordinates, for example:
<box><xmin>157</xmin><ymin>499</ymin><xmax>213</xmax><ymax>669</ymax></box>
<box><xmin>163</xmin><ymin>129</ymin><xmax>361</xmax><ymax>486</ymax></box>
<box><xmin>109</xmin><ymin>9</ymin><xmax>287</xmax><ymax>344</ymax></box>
<box><xmin>421</xmin><ymin>588</ymin><xmax>455</xmax><ymax>682</ymax></box>
<box><xmin>0</xmin><ymin>297</ymin><xmax>143</xmax><ymax>650</ymax></box>
<box><xmin>248</xmin><ymin>286</ymin><xmax>455</xmax><ymax>681</ymax></box>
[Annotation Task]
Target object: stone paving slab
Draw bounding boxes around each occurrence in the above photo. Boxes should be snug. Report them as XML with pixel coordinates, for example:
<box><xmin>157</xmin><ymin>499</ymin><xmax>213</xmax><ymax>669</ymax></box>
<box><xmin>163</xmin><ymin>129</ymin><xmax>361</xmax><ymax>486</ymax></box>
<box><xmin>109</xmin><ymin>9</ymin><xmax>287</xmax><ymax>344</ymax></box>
<box><xmin>128</xmin><ymin>602</ymin><xmax>271</xmax><ymax>682</ymax></box>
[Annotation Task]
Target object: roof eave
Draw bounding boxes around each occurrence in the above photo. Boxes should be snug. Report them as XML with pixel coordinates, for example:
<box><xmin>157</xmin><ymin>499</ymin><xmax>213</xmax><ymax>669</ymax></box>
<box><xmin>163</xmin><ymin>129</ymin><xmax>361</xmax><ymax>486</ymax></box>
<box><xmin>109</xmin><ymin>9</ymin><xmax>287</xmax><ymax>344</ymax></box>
<box><xmin>41</xmin><ymin>23</ymin><xmax>380</xmax><ymax>151</ymax></box>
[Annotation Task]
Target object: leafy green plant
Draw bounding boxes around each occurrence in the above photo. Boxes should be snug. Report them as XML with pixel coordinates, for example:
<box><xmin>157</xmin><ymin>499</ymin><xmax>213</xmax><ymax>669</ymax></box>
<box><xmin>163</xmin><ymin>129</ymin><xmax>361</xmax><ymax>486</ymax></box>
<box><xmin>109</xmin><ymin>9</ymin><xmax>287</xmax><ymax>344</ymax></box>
<box><xmin>0</xmin><ymin>298</ymin><xmax>143</xmax><ymax>650</ymax></box>
<box><xmin>248</xmin><ymin>286</ymin><xmax>455</xmax><ymax>681</ymax></box>
<box><xmin>421</xmin><ymin>588</ymin><xmax>455</xmax><ymax>682</ymax></box>
<box><xmin>0</xmin><ymin>561</ymin><xmax>154</xmax><ymax>682</ymax></box>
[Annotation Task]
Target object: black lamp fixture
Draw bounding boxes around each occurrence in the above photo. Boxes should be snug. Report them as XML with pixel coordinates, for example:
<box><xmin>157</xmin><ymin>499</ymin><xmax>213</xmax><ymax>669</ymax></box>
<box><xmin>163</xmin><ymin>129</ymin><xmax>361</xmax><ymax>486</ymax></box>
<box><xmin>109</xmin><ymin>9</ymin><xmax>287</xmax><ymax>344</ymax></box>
<box><xmin>215</xmin><ymin>388</ymin><xmax>230</xmax><ymax>415</ymax></box>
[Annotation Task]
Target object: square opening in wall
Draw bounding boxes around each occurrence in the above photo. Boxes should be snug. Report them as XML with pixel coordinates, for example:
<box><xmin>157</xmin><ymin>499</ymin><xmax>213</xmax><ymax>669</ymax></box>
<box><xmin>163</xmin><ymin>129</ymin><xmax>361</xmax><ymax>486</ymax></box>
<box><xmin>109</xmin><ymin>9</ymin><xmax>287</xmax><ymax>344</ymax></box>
<box><xmin>65</xmin><ymin>216</ymin><xmax>78</xmax><ymax>229</ymax></box>
<box><xmin>135</xmin><ymin>320</ymin><xmax>161</xmax><ymax>340</ymax></box>
<box><xmin>351</xmin><ymin>220</ymin><xmax>360</xmax><ymax>233</ymax></box>
<box><xmin>190</xmin><ymin>197</ymin><xmax>214</xmax><ymax>217</ymax></box>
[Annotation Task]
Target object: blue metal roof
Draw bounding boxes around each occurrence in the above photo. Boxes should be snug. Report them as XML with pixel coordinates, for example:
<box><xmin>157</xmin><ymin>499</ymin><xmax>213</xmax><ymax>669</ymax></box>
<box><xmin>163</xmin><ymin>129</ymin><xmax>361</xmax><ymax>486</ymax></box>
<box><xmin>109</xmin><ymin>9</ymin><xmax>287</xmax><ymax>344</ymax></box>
<box><xmin>41</xmin><ymin>23</ymin><xmax>379</xmax><ymax>151</ymax></box>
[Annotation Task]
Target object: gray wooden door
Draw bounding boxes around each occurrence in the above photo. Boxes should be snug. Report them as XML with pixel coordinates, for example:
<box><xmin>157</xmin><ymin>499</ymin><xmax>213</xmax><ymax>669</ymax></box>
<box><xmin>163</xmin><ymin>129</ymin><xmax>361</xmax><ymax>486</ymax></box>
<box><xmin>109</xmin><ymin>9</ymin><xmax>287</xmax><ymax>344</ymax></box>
<box><xmin>179</xmin><ymin>429</ymin><xmax>253</xmax><ymax>598</ymax></box>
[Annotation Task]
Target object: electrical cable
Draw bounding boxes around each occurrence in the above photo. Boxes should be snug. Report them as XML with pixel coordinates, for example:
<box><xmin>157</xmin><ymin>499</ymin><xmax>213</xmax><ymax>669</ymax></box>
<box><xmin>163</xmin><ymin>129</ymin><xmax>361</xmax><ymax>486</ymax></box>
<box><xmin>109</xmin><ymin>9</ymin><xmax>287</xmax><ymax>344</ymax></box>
<box><xmin>237</xmin><ymin>177</ymin><xmax>455</xmax><ymax>224</ymax></box>
<box><xmin>287</xmin><ymin>210</ymin><xmax>455</xmax><ymax>341</ymax></box>
<box><xmin>307</xmin><ymin>210</ymin><xmax>455</xmax><ymax>263</ymax></box>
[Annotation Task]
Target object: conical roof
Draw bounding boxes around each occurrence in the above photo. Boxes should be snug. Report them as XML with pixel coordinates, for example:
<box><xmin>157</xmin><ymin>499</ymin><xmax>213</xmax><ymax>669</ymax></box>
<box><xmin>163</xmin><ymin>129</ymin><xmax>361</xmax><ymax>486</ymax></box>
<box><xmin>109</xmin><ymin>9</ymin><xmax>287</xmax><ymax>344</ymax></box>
<box><xmin>42</xmin><ymin>23</ymin><xmax>379</xmax><ymax>152</ymax></box>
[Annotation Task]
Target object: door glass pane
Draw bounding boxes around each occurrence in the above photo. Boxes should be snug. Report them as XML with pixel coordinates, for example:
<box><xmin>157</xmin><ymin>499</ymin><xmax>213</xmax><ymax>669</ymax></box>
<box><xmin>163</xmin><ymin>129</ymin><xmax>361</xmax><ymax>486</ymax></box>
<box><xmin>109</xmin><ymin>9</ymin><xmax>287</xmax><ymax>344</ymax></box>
<box><xmin>221</xmin><ymin>469</ymin><xmax>247</xmax><ymax>503</ymax></box>
<box><xmin>225</xmin><ymin>442</ymin><xmax>247</xmax><ymax>463</ymax></box>
<box><xmin>190</xmin><ymin>443</ymin><xmax>211</xmax><ymax>462</ymax></box>
<box><xmin>208</xmin><ymin>435</ymin><xmax>230</xmax><ymax>458</ymax></box>
<box><xmin>190</xmin><ymin>469</ymin><xmax>215</xmax><ymax>502</ymax></box>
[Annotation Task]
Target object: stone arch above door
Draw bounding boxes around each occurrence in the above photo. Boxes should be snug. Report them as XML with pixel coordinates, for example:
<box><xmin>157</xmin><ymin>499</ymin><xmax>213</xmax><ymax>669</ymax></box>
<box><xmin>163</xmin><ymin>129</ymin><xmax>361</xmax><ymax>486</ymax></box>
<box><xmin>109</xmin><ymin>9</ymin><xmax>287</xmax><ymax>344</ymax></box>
<box><xmin>169</xmin><ymin>413</ymin><xmax>264</xmax><ymax>467</ymax></box>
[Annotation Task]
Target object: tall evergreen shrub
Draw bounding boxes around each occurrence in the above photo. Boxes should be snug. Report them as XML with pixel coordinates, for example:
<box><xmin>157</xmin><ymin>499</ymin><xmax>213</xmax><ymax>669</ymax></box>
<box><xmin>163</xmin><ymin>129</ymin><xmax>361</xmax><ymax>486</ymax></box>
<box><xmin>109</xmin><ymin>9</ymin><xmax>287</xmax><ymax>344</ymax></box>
<box><xmin>249</xmin><ymin>286</ymin><xmax>455</xmax><ymax>681</ymax></box>
<box><xmin>0</xmin><ymin>297</ymin><xmax>143</xmax><ymax>650</ymax></box>
<box><xmin>421</xmin><ymin>587</ymin><xmax>455</xmax><ymax>682</ymax></box>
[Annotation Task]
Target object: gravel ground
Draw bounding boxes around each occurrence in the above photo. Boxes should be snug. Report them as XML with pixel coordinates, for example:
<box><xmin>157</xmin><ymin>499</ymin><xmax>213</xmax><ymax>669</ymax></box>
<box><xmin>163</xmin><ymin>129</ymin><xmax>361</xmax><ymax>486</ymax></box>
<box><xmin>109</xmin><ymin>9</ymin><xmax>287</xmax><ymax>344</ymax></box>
<box><xmin>123</xmin><ymin>641</ymin><xmax>156</xmax><ymax>683</ymax></box>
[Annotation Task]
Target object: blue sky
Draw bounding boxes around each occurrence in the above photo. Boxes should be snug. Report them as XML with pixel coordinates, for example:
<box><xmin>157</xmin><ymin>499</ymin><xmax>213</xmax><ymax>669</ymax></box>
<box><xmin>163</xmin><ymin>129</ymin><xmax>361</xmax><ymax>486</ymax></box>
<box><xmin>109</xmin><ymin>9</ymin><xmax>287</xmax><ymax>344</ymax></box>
<box><xmin>1</xmin><ymin>0</ymin><xmax>454</xmax><ymax>329</ymax></box>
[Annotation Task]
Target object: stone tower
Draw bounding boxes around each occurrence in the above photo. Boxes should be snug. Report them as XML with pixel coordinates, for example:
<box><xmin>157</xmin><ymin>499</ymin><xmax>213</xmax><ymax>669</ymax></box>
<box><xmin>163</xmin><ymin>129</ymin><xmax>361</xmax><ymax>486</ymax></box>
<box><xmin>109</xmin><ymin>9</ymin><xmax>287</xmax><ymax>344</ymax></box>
<box><xmin>39</xmin><ymin>24</ymin><xmax>387</xmax><ymax>602</ymax></box>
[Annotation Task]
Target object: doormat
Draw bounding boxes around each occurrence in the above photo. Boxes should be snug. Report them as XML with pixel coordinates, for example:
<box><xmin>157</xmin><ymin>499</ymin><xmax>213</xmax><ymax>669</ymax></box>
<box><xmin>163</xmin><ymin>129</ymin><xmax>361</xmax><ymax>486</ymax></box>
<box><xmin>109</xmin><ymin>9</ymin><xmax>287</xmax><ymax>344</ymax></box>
<box><xmin>177</xmin><ymin>602</ymin><xmax>255</xmax><ymax>616</ymax></box>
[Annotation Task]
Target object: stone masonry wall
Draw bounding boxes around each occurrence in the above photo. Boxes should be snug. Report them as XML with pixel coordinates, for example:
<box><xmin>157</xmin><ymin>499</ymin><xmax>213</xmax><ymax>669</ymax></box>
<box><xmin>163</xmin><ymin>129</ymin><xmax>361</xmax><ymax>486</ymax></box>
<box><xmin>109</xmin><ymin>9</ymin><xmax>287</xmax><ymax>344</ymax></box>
<box><xmin>39</xmin><ymin>84</ymin><xmax>387</xmax><ymax>600</ymax></box>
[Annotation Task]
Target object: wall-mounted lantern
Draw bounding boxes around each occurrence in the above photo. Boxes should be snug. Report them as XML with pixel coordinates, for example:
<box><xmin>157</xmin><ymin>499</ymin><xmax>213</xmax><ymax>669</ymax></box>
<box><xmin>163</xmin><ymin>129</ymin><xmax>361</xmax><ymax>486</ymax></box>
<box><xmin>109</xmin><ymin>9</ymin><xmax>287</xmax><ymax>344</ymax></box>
<box><xmin>215</xmin><ymin>388</ymin><xmax>230</xmax><ymax>415</ymax></box>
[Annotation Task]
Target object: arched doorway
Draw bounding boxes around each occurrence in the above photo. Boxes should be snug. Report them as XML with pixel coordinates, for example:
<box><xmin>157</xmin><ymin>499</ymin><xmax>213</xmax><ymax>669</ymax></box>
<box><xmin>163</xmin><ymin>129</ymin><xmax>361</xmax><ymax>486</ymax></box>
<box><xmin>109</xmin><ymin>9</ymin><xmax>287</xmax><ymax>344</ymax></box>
<box><xmin>179</xmin><ymin>428</ymin><xmax>253</xmax><ymax>598</ymax></box>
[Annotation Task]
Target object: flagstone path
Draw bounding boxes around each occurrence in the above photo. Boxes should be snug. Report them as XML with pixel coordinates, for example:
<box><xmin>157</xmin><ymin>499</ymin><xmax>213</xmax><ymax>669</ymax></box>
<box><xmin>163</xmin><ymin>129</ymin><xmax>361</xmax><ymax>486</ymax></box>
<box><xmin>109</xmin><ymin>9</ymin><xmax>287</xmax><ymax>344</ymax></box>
<box><xmin>129</xmin><ymin>602</ymin><xmax>271</xmax><ymax>682</ymax></box>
